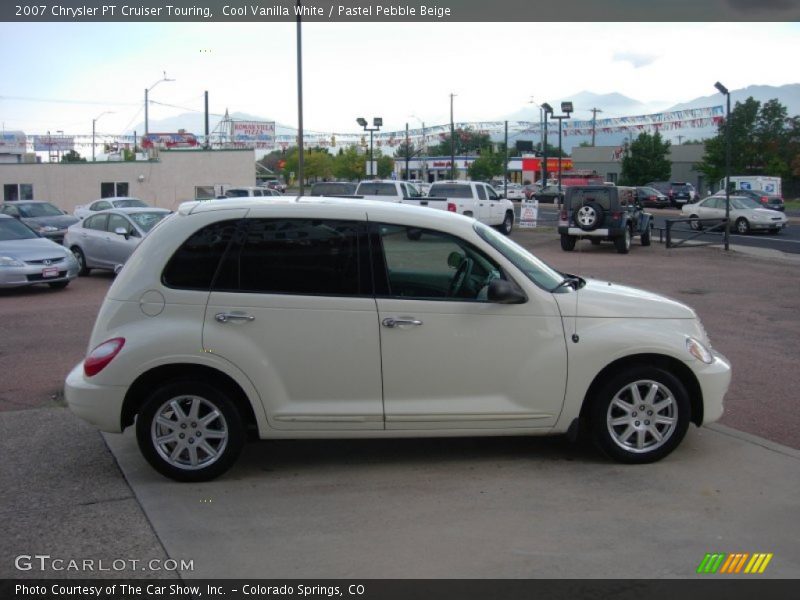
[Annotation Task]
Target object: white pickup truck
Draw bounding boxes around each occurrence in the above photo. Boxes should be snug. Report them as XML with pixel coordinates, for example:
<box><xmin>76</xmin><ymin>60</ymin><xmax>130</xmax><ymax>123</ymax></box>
<box><xmin>352</xmin><ymin>180</ymin><xmax>515</xmax><ymax>234</ymax></box>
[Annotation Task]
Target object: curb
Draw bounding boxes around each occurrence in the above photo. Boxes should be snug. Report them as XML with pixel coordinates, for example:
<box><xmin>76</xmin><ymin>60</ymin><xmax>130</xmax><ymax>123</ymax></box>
<box><xmin>706</xmin><ymin>423</ymin><xmax>800</xmax><ymax>460</ymax></box>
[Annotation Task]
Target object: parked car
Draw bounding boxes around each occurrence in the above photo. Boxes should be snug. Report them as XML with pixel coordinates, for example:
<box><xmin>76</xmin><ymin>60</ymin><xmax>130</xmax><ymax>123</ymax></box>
<box><xmin>645</xmin><ymin>181</ymin><xmax>697</xmax><ymax>207</ymax></box>
<box><xmin>64</xmin><ymin>197</ymin><xmax>730</xmax><ymax>481</ymax></box>
<box><xmin>310</xmin><ymin>182</ymin><xmax>357</xmax><ymax>196</ymax></box>
<box><xmin>558</xmin><ymin>185</ymin><xmax>653</xmax><ymax>254</ymax></box>
<box><xmin>74</xmin><ymin>197</ymin><xmax>149</xmax><ymax>220</ymax></box>
<box><xmin>533</xmin><ymin>184</ymin><xmax>565</xmax><ymax>205</ymax></box>
<box><xmin>681</xmin><ymin>196</ymin><xmax>787</xmax><ymax>234</ymax></box>
<box><xmin>64</xmin><ymin>207</ymin><xmax>172</xmax><ymax>275</ymax></box>
<box><xmin>221</xmin><ymin>187</ymin><xmax>280</xmax><ymax>198</ymax></box>
<box><xmin>501</xmin><ymin>183</ymin><xmax>526</xmax><ymax>201</ymax></box>
<box><xmin>259</xmin><ymin>178</ymin><xmax>287</xmax><ymax>193</ymax></box>
<box><xmin>0</xmin><ymin>201</ymin><xmax>79</xmax><ymax>244</ymax></box>
<box><xmin>636</xmin><ymin>186</ymin><xmax>670</xmax><ymax>209</ymax></box>
<box><xmin>0</xmin><ymin>214</ymin><xmax>79</xmax><ymax>289</ymax></box>
<box><xmin>711</xmin><ymin>189</ymin><xmax>784</xmax><ymax>212</ymax></box>
<box><xmin>523</xmin><ymin>183</ymin><xmax>541</xmax><ymax>200</ymax></box>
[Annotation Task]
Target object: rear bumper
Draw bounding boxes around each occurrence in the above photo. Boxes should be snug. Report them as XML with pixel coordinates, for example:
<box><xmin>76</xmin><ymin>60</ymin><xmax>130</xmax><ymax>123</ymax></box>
<box><xmin>64</xmin><ymin>363</ymin><xmax>127</xmax><ymax>433</ymax></box>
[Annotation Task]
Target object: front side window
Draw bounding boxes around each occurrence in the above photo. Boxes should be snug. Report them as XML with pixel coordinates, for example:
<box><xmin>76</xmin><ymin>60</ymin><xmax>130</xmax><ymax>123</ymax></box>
<box><xmin>0</xmin><ymin>218</ymin><xmax>37</xmax><ymax>240</ymax></box>
<box><xmin>84</xmin><ymin>214</ymin><xmax>108</xmax><ymax>230</ymax></box>
<box><xmin>16</xmin><ymin>202</ymin><xmax>63</xmax><ymax>218</ymax></box>
<box><xmin>375</xmin><ymin>224</ymin><xmax>503</xmax><ymax>301</ymax></box>
<box><xmin>214</xmin><ymin>219</ymin><xmax>369</xmax><ymax>296</ymax></box>
<box><xmin>107</xmin><ymin>213</ymin><xmax>132</xmax><ymax>234</ymax></box>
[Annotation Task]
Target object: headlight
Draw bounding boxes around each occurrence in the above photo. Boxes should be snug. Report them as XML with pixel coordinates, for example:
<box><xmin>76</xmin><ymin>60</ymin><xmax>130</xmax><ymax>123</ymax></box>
<box><xmin>37</xmin><ymin>225</ymin><xmax>58</xmax><ymax>233</ymax></box>
<box><xmin>686</xmin><ymin>337</ymin><xmax>713</xmax><ymax>364</ymax></box>
<box><xmin>0</xmin><ymin>256</ymin><xmax>25</xmax><ymax>267</ymax></box>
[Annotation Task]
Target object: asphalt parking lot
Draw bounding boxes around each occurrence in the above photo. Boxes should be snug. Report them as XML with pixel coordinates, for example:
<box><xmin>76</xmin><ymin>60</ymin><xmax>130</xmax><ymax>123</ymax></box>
<box><xmin>1</xmin><ymin>230</ymin><xmax>799</xmax><ymax>580</ymax></box>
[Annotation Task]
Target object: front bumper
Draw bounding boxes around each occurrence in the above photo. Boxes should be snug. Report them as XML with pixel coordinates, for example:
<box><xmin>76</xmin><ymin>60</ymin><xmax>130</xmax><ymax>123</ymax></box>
<box><xmin>64</xmin><ymin>362</ymin><xmax>128</xmax><ymax>432</ymax></box>
<box><xmin>750</xmin><ymin>221</ymin><xmax>787</xmax><ymax>230</ymax></box>
<box><xmin>0</xmin><ymin>263</ymin><xmax>78</xmax><ymax>288</ymax></box>
<box><xmin>693</xmin><ymin>350</ymin><xmax>732</xmax><ymax>425</ymax></box>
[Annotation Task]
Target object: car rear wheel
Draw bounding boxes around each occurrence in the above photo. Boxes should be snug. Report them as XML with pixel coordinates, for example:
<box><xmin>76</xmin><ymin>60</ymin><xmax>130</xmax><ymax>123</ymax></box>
<box><xmin>614</xmin><ymin>226</ymin><xmax>631</xmax><ymax>254</ymax></box>
<box><xmin>70</xmin><ymin>247</ymin><xmax>90</xmax><ymax>276</ymax></box>
<box><xmin>641</xmin><ymin>224</ymin><xmax>651</xmax><ymax>246</ymax></box>
<box><xmin>136</xmin><ymin>380</ymin><xmax>245</xmax><ymax>482</ymax></box>
<box><xmin>689</xmin><ymin>215</ymin><xmax>702</xmax><ymax>231</ymax></box>
<box><xmin>560</xmin><ymin>234</ymin><xmax>576</xmax><ymax>251</ymax></box>
<box><xmin>735</xmin><ymin>218</ymin><xmax>750</xmax><ymax>234</ymax></box>
<box><xmin>498</xmin><ymin>211</ymin><xmax>514</xmax><ymax>235</ymax></box>
<box><xmin>590</xmin><ymin>366</ymin><xmax>690</xmax><ymax>463</ymax></box>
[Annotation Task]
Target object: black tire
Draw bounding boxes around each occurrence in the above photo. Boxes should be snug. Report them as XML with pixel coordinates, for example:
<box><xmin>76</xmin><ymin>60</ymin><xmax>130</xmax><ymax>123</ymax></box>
<box><xmin>560</xmin><ymin>234</ymin><xmax>576</xmax><ymax>251</ymax></box>
<box><xmin>48</xmin><ymin>281</ymin><xmax>69</xmax><ymax>289</ymax></box>
<box><xmin>71</xmin><ymin>246</ymin><xmax>90</xmax><ymax>276</ymax></box>
<box><xmin>614</xmin><ymin>226</ymin><xmax>631</xmax><ymax>254</ymax></box>
<box><xmin>498</xmin><ymin>211</ymin><xmax>514</xmax><ymax>235</ymax></box>
<box><xmin>641</xmin><ymin>224</ymin><xmax>651</xmax><ymax>246</ymax></box>
<box><xmin>136</xmin><ymin>379</ymin><xmax>245</xmax><ymax>482</ymax></box>
<box><xmin>735</xmin><ymin>218</ymin><xmax>750</xmax><ymax>234</ymax></box>
<box><xmin>689</xmin><ymin>215</ymin><xmax>702</xmax><ymax>231</ymax></box>
<box><xmin>590</xmin><ymin>238</ymin><xmax>601</xmax><ymax>246</ymax></box>
<box><xmin>589</xmin><ymin>365</ymin><xmax>691</xmax><ymax>464</ymax></box>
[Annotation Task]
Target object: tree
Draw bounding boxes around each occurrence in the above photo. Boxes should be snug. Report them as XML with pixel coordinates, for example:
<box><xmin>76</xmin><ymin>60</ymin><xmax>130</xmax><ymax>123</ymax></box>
<box><xmin>61</xmin><ymin>150</ymin><xmax>86</xmax><ymax>163</ymax></box>
<box><xmin>467</xmin><ymin>148</ymin><xmax>504</xmax><ymax>181</ymax></box>
<box><xmin>332</xmin><ymin>146</ymin><xmax>364</xmax><ymax>181</ymax></box>
<box><xmin>282</xmin><ymin>146</ymin><xmax>333</xmax><ymax>183</ymax></box>
<box><xmin>426</xmin><ymin>128</ymin><xmax>492</xmax><ymax>157</ymax></box>
<box><xmin>619</xmin><ymin>131</ymin><xmax>671</xmax><ymax>185</ymax></box>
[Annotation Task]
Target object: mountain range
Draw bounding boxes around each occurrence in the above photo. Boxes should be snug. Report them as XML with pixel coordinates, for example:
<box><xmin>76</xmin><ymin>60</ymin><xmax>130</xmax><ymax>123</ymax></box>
<box><xmin>139</xmin><ymin>84</ymin><xmax>800</xmax><ymax>154</ymax></box>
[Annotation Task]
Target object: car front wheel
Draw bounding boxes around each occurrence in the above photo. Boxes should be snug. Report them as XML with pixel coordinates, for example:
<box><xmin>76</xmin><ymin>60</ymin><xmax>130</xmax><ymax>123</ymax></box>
<box><xmin>590</xmin><ymin>366</ymin><xmax>691</xmax><ymax>463</ymax></box>
<box><xmin>136</xmin><ymin>380</ymin><xmax>245</xmax><ymax>482</ymax></box>
<box><xmin>71</xmin><ymin>246</ymin><xmax>90</xmax><ymax>276</ymax></box>
<box><xmin>614</xmin><ymin>226</ymin><xmax>631</xmax><ymax>254</ymax></box>
<box><xmin>735</xmin><ymin>218</ymin><xmax>750</xmax><ymax>234</ymax></box>
<box><xmin>560</xmin><ymin>234</ymin><xmax>576</xmax><ymax>251</ymax></box>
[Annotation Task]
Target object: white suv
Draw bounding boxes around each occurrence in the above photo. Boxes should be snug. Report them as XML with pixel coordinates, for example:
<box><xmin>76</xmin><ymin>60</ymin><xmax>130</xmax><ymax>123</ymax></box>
<box><xmin>65</xmin><ymin>197</ymin><xmax>731</xmax><ymax>481</ymax></box>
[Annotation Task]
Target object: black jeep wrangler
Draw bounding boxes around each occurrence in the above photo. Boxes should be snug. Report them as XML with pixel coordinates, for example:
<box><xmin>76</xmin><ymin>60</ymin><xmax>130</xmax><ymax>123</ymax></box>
<box><xmin>558</xmin><ymin>185</ymin><xmax>653</xmax><ymax>254</ymax></box>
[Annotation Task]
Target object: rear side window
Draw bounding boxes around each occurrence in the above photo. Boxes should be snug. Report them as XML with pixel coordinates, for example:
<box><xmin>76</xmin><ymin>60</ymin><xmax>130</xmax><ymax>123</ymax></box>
<box><xmin>569</xmin><ymin>188</ymin><xmax>612</xmax><ymax>209</ymax></box>
<box><xmin>162</xmin><ymin>220</ymin><xmax>241</xmax><ymax>290</ymax></box>
<box><xmin>214</xmin><ymin>219</ymin><xmax>370</xmax><ymax>296</ymax></box>
<box><xmin>357</xmin><ymin>183</ymin><xmax>397</xmax><ymax>196</ymax></box>
<box><xmin>429</xmin><ymin>184</ymin><xmax>472</xmax><ymax>198</ymax></box>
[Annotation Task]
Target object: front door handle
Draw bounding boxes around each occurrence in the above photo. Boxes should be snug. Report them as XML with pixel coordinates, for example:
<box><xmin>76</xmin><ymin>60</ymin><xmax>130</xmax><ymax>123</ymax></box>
<box><xmin>215</xmin><ymin>312</ymin><xmax>255</xmax><ymax>323</ymax></box>
<box><xmin>382</xmin><ymin>317</ymin><xmax>423</xmax><ymax>328</ymax></box>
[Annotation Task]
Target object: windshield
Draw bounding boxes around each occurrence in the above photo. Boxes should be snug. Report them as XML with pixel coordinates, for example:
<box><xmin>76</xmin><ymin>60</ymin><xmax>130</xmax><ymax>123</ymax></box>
<box><xmin>732</xmin><ymin>197</ymin><xmax>762</xmax><ymax>210</ymax></box>
<box><xmin>0</xmin><ymin>218</ymin><xmax>39</xmax><ymax>241</ymax></box>
<box><xmin>112</xmin><ymin>199</ymin><xmax>147</xmax><ymax>208</ymax></box>
<box><xmin>474</xmin><ymin>221</ymin><xmax>564</xmax><ymax>292</ymax></box>
<box><xmin>129</xmin><ymin>211</ymin><xmax>169</xmax><ymax>232</ymax></box>
<box><xmin>17</xmin><ymin>202</ymin><xmax>64</xmax><ymax>218</ymax></box>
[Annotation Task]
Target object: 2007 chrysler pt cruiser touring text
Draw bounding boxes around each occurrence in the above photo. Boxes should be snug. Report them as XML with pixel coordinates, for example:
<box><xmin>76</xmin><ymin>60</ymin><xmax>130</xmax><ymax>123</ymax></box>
<box><xmin>65</xmin><ymin>197</ymin><xmax>731</xmax><ymax>481</ymax></box>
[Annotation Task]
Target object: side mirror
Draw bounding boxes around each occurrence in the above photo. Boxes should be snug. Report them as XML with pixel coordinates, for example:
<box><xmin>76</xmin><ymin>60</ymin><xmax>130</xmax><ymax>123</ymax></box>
<box><xmin>114</xmin><ymin>226</ymin><xmax>129</xmax><ymax>239</ymax></box>
<box><xmin>487</xmin><ymin>279</ymin><xmax>526</xmax><ymax>304</ymax></box>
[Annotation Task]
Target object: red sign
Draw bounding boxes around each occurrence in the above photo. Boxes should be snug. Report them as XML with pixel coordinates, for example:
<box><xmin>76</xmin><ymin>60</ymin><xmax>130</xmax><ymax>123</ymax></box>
<box><xmin>278</xmin><ymin>160</ymin><xmax>287</xmax><ymax>169</ymax></box>
<box><xmin>521</xmin><ymin>157</ymin><xmax>574</xmax><ymax>172</ymax></box>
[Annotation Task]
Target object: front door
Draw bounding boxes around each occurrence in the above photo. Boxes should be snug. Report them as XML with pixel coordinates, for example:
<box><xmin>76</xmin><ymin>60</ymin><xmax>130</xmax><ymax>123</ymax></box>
<box><xmin>202</xmin><ymin>216</ymin><xmax>383</xmax><ymax>431</ymax></box>
<box><xmin>373</xmin><ymin>223</ymin><xmax>567</xmax><ymax>430</ymax></box>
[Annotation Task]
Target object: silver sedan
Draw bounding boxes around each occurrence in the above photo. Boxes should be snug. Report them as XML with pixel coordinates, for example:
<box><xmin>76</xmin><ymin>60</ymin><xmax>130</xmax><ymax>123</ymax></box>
<box><xmin>0</xmin><ymin>214</ymin><xmax>79</xmax><ymax>289</ymax></box>
<box><xmin>64</xmin><ymin>207</ymin><xmax>171</xmax><ymax>275</ymax></box>
<box><xmin>681</xmin><ymin>195</ymin><xmax>788</xmax><ymax>234</ymax></box>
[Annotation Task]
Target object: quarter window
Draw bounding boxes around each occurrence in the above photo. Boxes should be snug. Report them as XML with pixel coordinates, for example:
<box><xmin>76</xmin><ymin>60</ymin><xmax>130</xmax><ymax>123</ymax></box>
<box><xmin>162</xmin><ymin>220</ymin><xmax>241</xmax><ymax>290</ymax></box>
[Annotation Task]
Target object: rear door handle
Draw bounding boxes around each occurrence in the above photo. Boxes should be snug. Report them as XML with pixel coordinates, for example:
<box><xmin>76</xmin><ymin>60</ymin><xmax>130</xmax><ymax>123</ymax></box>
<box><xmin>215</xmin><ymin>312</ymin><xmax>255</xmax><ymax>323</ymax></box>
<box><xmin>382</xmin><ymin>317</ymin><xmax>423</xmax><ymax>328</ymax></box>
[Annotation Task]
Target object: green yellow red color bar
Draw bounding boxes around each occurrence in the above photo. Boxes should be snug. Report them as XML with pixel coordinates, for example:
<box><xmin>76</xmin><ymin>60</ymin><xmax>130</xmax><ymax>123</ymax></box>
<box><xmin>697</xmin><ymin>553</ymin><xmax>773</xmax><ymax>574</ymax></box>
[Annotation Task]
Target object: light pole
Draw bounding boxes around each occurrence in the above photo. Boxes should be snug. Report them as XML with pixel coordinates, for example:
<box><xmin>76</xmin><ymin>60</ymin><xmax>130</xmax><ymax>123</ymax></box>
<box><xmin>410</xmin><ymin>114</ymin><xmax>426</xmax><ymax>182</ymax></box>
<box><xmin>540</xmin><ymin>103</ymin><xmax>553</xmax><ymax>189</ymax></box>
<box><xmin>144</xmin><ymin>71</ymin><xmax>175</xmax><ymax>137</ymax></box>
<box><xmin>715</xmin><ymin>81</ymin><xmax>731</xmax><ymax>251</ymax></box>
<box><xmin>449</xmin><ymin>93</ymin><xmax>457</xmax><ymax>180</ymax></box>
<box><xmin>92</xmin><ymin>111</ymin><xmax>113</xmax><ymax>161</ymax></box>
<box><xmin>550</xmin><ymin>101</ymin><xmax>573</xmax><ymax>201</ymax></box>
<box><xmin>528</xmin><ymin>97</ymin><xmax>544</xmax><ymax>156</ymax></box>
<box><xmin>357</xmin><ymin>117</ymin><xmax>382</xmax><ymax>178</ymax></box>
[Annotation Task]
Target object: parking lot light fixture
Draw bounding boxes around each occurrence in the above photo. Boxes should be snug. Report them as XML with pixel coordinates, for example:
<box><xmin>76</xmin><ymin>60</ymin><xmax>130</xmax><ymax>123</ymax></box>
<box><xmin>540</xmin><ymin>103</ymin><xmax>553</xmax><ymax>188</ymax></box>
<box><xmin>144</xmin><ymin>72</ymin><xmax>175</xmax><ymax>137</ymax></box>
<box><xmin>357</xmin><ymin>117</ymin><xmax>382</xmax><ymax>178</ymax></box>
<box><xmin>552</xmin><ymin>102</ymin><xmax>573</xmax><ymax>200</ymax></box>
<box><xmin>715</xmin><ymin>81</ymin><xmax>731</xmax><ymax>251</ymax></box>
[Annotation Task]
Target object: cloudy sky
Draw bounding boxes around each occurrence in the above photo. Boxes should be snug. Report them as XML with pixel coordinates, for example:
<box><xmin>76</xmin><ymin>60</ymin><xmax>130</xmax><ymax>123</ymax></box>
<box><xmin>1</xmin><ymin>21</ymin><xmax>799</xmax><ymax>137</ymax></box>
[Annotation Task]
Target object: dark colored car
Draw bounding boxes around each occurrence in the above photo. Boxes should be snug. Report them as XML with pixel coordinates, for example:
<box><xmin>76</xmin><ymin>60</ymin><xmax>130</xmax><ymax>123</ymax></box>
<box><xmin>645</xmin><ymin>181</ymin><xmax>697</xmax><ymax>207</ymax></box>
<box><xmin>309</xmin><ymin>182</ymin><xmax>357</xmax><ymax>196</ymax></box>
<box><xmin>713</xmin><ymin>189</ymin><xmax>784</xmax><ymax>212</ymax></box>
<box><xmin>558</xmin><ymin>185</ymin><xmax>653</xmax><ymax>254</ymax></box>
<box><xmin>0</xmin><ymin>201</ymin><xmax>79</xmax><ymax>244</ymax></box>
<box><xmin>533</xmin><ymin>184</ymin><xmax>565</xmax><ymax>204</ymax></box>
<box><xmin>636</xmin><ymin>186</ymin><xmax>670</xmax><ymax>209</ymax></box>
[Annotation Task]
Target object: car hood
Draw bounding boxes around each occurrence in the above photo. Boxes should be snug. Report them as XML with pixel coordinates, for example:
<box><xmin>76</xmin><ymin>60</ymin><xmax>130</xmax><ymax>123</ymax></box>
<box><xmin>553</xmin><ymin>278</ymin><xmax>696</xmax><ymax>319</ymax></box>
<box><xmin>20</xmin><ymin>215</ymin><xmax>80</xmax><ymax>229</ymax></box>
<box><xmin>0</xmin><ymin>237</ymin><xmax>71</xmax><ymax>260</ymax></box>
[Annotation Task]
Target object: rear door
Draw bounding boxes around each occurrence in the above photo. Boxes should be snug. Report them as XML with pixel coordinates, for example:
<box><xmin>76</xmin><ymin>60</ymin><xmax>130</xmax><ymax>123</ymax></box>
<box><xmin>78</xmin><ymin>214</ymin><xmax>108</xmax><ymax>267</ymax></box>
<box><xmin>202</xmin><ymin>207</ymin><xmax>384</xmax><ymax>431</ymax></box>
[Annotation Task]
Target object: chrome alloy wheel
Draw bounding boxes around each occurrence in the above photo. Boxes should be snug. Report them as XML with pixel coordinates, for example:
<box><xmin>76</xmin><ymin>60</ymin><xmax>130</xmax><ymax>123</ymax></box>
<box><xmin>151</xmin><ymin>395</ymin><xmax>229</xmax><ymax>470</ymax></box>
<box><xmin>606</xmin><ymin>379</ymin><xmax>677</xmax><ymax>454</ymax></box>
<box><xmin>576</xmin><ymin>205</ymin><xmax>598</xmax><ymax>228</ymax></box>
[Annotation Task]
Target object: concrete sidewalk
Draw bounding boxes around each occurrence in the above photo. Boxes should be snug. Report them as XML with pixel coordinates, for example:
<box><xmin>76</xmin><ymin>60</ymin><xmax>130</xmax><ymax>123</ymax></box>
<box><xmin>102</xmin><ymin>422</ymin><xmax>800</xmax><ymax>579</ymax></box>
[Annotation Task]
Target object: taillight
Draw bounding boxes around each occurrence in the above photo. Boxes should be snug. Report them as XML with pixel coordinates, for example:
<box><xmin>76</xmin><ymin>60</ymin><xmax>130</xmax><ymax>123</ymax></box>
<box><xmin>84</xmin><ymin>338</ymin><xmax>126</xmax><ymax>377</ymax></box>
<box><xmin>761</xmin><ymin>197</ymin><xmax>768</xmax><ymax>203</ymax></box>
<box><xmin>559</xmin><ymin>208</ymin><xmax>567</xmax><ymax>220</ymax></box>
<box><xmin>611</xmin><ymin>211</ymin><xmax>623</xmax><ymax>220</ymax></box>
<box><xmin>447</xmin><ymin>202</ymin><xmax>457</xmax><ymax>213</ymax></box>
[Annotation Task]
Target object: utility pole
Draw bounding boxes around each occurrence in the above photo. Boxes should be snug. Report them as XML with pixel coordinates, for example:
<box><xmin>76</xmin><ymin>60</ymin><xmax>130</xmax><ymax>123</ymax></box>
<box><xmin>677</xmin><ymin>135</ymin><xmax>684</xmax><ymax>145</ymax></box>
<box><xmin>296</xmin><ymin>1</ymin><xmax>305</xmax><ymax>193</ymax></box>
<box><xmin>405</xmin><ymin>122</ymin><xmax>410</xmax><ymax>180</ymax></box>
<box><xmin>450</xmin><ymin>93</ymin><xmax>456</xmax><ymax>180</ymax></box>
<box><xmin>590</xmin><ymin>107</ymin><xmax>603</xmax><ymax>146</ymax></box>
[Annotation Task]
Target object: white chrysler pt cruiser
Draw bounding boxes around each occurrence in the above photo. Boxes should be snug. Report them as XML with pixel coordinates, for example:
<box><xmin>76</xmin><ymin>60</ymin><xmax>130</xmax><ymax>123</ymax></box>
<box><xmin>65</xmin><ymin>197</ymin><xmax>731</xmax><ymax>481</ymax></box>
